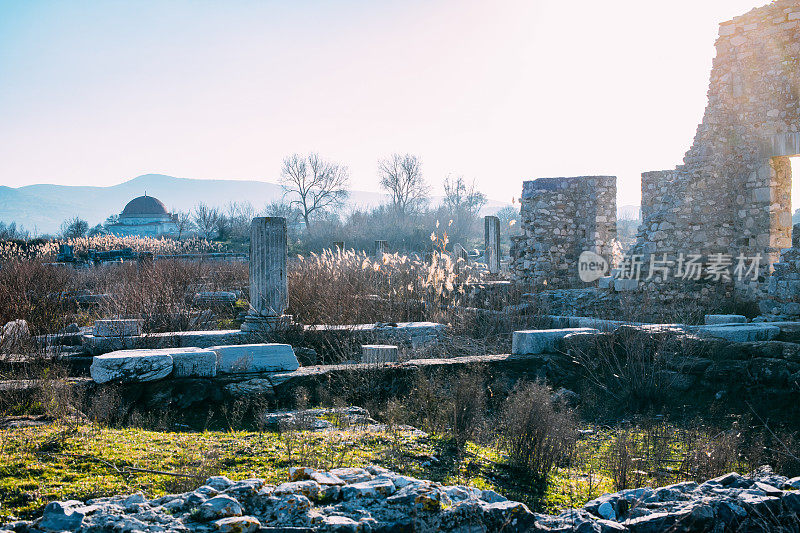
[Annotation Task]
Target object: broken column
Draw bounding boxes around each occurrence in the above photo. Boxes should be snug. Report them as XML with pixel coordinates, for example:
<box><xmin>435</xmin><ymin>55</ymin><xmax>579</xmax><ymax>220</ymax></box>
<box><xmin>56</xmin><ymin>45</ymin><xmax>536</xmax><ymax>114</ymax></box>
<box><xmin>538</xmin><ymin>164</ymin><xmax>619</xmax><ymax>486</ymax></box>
<box><xmin>484</xmin><ymin>215</ymin><xmax>501</xmax><ymax>274</ymax></box>
<box><xmin>453</xmin><ymin>243</ymin><xmax>469</xmax><ymax>263</ymax></box>
<box><xmin>242</xmin><ymin>217</ymin><xmax>292</xmax><ymax>332</ymax></box>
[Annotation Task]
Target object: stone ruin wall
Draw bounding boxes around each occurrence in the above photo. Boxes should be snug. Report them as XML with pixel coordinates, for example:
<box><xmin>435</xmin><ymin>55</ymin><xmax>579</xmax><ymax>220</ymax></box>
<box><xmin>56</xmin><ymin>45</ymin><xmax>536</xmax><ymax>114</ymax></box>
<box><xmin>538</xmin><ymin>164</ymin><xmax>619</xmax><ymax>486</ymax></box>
<box><xmin>511</xmin><ymin>176</ymin><xmax>616</xmax><ymax>289</ymax></box>
<box><xmin>637</xmin><ymin>0</ymin><xmax>800</xmax><ymax>300</ymax></box>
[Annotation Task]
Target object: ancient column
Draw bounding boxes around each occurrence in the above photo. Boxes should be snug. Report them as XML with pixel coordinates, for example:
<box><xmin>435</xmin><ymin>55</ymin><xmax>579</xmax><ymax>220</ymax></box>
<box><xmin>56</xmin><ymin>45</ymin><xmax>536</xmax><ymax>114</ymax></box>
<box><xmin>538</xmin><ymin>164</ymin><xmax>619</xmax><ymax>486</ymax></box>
<box><xmin>242</xmin><ymin>217</ymin><xmax>291</xmax><ymax>332</ymax></box>
<box><xmin>485</xmin><ymin>215</ymin><xmax>501</xmax><ymax>274</ymax></box>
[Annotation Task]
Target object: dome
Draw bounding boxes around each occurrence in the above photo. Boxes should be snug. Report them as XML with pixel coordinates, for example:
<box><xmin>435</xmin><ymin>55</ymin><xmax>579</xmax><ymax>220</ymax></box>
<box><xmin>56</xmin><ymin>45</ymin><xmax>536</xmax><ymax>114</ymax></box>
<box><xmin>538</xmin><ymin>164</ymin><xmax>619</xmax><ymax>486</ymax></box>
<box><xmin>120</xmin><ymin>195</ymin><xmax>169</xmax><ymax>218</ymax></box>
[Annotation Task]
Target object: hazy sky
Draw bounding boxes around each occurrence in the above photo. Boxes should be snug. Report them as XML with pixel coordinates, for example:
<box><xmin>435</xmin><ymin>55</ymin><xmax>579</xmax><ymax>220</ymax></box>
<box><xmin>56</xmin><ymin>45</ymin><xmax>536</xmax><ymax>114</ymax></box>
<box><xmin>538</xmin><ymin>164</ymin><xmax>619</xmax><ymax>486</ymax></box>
<box><xmin>0</xmin><ymin>0</ymin><xmax>770</xmax><ymax>207</ymax></box>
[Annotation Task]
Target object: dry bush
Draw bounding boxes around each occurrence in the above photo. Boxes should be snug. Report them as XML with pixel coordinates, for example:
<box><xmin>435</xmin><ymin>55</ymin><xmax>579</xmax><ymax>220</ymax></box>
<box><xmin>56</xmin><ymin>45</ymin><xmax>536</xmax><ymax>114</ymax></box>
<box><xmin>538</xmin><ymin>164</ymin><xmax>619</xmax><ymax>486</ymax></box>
<box><xmin>287</xmin><ymin>248</ymin><xmax>486</xmax><ymax>326</ymax></box>
<box><xmin>605</xmin><ymin>429</ymin><xmax>647</xmax><ymax>491</ymax></box>
<box><xmin>570</xmin><ymin>327</ymin><xmax>688</xmax><ymax>409</ymax></box>
<box><xmin>380</xmin><ymin>367</ymin><xmax>488</xmax><ymax>445</ymax></box>
<box><xmin>0</xmin><ymin>259</ymin><xmax>78</xmax><ymax>334</ymax></box>
<box><xmin>680</xmin><ymin>428</ymin><xmax>741</xmax><ymax>481</ymax></box>
<box><xmin>92</xmin><ymin>259</ymin><xmax>245</xmax><ymax>332</ymax></box>
<box><xmin>495</xmin><ymin>380</ymin><xmax>577</xmax><ymax>482</ymax></box>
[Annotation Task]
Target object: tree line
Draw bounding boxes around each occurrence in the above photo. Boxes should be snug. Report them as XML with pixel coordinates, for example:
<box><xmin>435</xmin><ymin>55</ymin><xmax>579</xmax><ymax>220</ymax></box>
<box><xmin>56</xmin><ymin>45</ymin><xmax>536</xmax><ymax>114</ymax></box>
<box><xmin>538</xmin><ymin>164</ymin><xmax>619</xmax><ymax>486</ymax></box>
<box><xmin>49</xmin><ymin>152</ymin><xmax>519</xmax><ymax>253</ymax></box>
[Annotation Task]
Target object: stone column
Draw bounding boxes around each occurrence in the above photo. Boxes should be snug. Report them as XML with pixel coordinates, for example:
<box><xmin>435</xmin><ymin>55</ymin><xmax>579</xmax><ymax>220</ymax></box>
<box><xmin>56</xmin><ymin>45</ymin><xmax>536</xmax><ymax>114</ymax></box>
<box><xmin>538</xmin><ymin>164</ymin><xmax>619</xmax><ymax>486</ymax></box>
<box><xmin>242</xmin><ymin>217</ymin><xmax>291</xmax><ymax>332</ymax></box>
<box><xmin>485</xmin><ymin>215</ymin><xmax>501</xmax><ymax>274</ymax></box>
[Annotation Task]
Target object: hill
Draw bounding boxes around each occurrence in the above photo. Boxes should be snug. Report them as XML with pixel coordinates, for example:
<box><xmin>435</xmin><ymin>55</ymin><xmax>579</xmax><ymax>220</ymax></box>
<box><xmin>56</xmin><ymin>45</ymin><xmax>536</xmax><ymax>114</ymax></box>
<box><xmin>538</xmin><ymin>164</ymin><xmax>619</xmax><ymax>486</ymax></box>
<box><xmin>1</xmin><ymin>174</ymin><xmax>514</xmax><ymax>235</ymax></box>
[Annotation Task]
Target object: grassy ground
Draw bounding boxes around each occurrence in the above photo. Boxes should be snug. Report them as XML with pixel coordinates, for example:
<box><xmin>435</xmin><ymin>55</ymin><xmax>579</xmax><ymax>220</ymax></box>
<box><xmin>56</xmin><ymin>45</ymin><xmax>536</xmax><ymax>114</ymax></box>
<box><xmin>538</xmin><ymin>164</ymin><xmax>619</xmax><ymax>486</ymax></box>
<box><xmin>1</xmin><ymin>417</ymin><xmax>762</xmax><ymax>522</ymax></box>
<box><xmin>0</xmin><ymin>421</ymin><xmax>615</xmax><ymax>522</ymax></box>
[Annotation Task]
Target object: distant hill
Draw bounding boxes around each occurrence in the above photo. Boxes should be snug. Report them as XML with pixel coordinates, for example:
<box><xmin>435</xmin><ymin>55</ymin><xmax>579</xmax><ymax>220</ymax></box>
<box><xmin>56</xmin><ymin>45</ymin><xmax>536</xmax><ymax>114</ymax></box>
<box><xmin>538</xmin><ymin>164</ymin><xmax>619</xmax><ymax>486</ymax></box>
<box><xmin>0</xmin><ymin>174</ymin><xmax>512</xmax><ymax>235</ymax></box>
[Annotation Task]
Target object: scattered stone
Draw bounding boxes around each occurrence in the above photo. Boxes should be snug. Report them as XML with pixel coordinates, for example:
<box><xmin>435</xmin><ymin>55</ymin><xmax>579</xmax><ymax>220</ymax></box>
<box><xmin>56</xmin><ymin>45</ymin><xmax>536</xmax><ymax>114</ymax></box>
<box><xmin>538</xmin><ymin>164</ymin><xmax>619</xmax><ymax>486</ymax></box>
<box><xmin>211</xmin><ymin>343</ymin><xmax>299</xmax><ymax>374</ymax></box>
<box><xmin>697</xmin><ymin>324</ymin><xmax>780</xmax><ymax>342</ymax></box>
<box><xmin>705</xmin><ymin>314</ymin><xmax>747</xmax><ymax>325</ymax></box>
<box><xmin>512</xmin><ymin>328</ymin><xmax>599</xmax><ymax>355</ymax></box>
<box><xmin>360</xmin><ymin>344</ymin><xmax>399</xmax><ymax>364</ymax></box>
<box><xmin>0</xmin><ymin>319</ymin><xmax>31</xmax><ymax>351</ymax></box>
<box><xmin>224</xmin><ymin>378</ymin><xmax>274</xmax><ymax>397</ymax></box>
<box><xmin>37</xmin><ymin>500</ymin><xmax>86</xmax><ymax>531</ymax></box>
<box><xmin>10</xmin><ymin>467</ymin><xmax>800</xmax><ymax>532</ymax></box>
<box><xmin>170</xmin><ymin>347</ymin><xmax>218</xmax><ymax>378</ymax></box>
<box><xmin>89</xmin><ymin>349</ymin><xmax>173</xmax><ymax>384</ymax></box>
<box><xmin>213</xmin><ymin>515</ymin><xmax>260</xmax><ymax>533</ymax></box>
<box><xmin>198</xmin><ymin>495</ymin><xmax>243</xmax><ymax>521</ymax></box>
<box><xmin>92</xmin><ymin>319</ymin><xmax>142</xmax><ymax>338</ymax></box>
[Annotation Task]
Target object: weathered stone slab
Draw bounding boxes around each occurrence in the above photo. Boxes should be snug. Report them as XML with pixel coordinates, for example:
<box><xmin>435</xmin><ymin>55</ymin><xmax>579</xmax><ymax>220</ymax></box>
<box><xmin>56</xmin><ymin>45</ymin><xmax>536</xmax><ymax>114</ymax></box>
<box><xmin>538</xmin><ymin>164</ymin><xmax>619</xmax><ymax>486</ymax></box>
<box><xmin>224</xmin><ymin>378</ymin><xmax>274</xmax><ymax>397</ymax></box>
<box><xmin>211</xmin><ymin>343</ymin><xmax>299</xmax><ymax>374</ymax></box>
<box><xmin>512</xmin><ymin>328</ymin><xmax>599</xmax><ymax>355</ymax></box>
<box><xmin>90</xmin><ymin>349</ymin><xmax>174</xmax><ymax>384</ymax></box>
<box><xmin>613</xmin><ymin>278</ymin><xmax>639</xmax><ymax>292</ymax></box>
<box><xmin>93</xmin><ymin>319</ymin><xmax>142</xmax><ymax>337</ymax></box>
<box><xmin>704</xmin><ymin>314</ymin><xmax>747</xmax><ymax>325</ymax></box>
<box><xmin>193</xmin><ymin>291</ymin><xmax>237</xmax><ymax>306</ymax></box>
<box><xmin>696</xmin><ymin>324</ymin><xmax>780</xmax><ymax>342</ymax></box>
<box><xmin>171</xmin><ymin>348</ymin><xmax>218</xmax><ymax>378</ymax></box>
<box><xmin>361</xmin><ymin>345</ymin><xmax>399</xmax><ymax>364</ymax></box>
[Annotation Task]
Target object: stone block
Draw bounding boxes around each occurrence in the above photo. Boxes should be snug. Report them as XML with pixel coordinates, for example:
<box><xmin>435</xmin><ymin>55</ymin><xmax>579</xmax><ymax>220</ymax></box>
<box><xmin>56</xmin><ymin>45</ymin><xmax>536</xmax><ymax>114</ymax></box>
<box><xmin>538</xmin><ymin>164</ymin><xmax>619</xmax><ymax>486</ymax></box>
<box><xmin>211</xmin><ymin>343</ymin><xmax>299</xmax><ymax>374</ymax></box>
<box><xmin>696</xmin><ymin>324</ymin><xmax>780</xmax><ymax>343</ymax></box>
<box><xmin>361</xmin><ymin>345</ymin><xmax>399</xmax><ymax>364</ymax></box>
<box><xmin>171</xmin><ymin>348</ymin><xmax>218</xmax><ymax>378</ymax></box>
<box><xmin>704</xmin><ymin>314</ymin><xmax>747</xmax><ymax>325</ymax></box>
<box><xmin>512</xmin><ymin>328</ymin><xmax>599</xmax><ymax>355</ymax></box>
<box><xmin>90</xmin><ymin>349</ymin><xmax>174</xmax><ymax>384</ymax></box>
<box><xmin>193</xmin><ymin>291</ymin><xmax>237</xmax><ymax>306</ymax></box>
<box><xmin>93</xmin><ymin>319</ymin><xmax>142</xmax><ymax>337</ymax></box>
<box><xmin>613</xmin><ymin>278</ymin><xmax>639</xmax><ymax>291</ymax></box>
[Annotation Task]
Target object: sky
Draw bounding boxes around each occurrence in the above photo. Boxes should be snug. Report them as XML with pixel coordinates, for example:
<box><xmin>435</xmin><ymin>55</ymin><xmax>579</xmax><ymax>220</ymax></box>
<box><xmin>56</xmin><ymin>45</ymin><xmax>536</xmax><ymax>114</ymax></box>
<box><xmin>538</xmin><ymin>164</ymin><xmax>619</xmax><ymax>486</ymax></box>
<box><xmin>0</xmin><ymin>0</ymin><xmax>774</xmax><ymax>208</ymax></box>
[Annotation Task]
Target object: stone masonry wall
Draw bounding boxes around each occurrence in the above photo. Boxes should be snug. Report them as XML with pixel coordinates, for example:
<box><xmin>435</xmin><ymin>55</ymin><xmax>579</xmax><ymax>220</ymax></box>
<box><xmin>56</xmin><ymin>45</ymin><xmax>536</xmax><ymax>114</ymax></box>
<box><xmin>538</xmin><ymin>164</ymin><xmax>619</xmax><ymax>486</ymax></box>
<box><xmin>636</xmin><ymin>0</ymin><xmax>800</xmax><ymax>299</ymax></box>
<box><xmin>511</xmin><ymin>176</ymin><xmax>616</xmax><ymax>289</ymax></box>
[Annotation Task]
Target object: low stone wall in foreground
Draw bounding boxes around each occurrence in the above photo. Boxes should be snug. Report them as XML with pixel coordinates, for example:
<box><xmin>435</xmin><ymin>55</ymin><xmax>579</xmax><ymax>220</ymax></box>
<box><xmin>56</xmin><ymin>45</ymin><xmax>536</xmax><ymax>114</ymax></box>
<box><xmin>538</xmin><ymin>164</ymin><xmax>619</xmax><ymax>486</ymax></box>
<box><xmin>5</xmin><ymin>466</ymin><xmax>800</xmax><ymax>532</ymax></box>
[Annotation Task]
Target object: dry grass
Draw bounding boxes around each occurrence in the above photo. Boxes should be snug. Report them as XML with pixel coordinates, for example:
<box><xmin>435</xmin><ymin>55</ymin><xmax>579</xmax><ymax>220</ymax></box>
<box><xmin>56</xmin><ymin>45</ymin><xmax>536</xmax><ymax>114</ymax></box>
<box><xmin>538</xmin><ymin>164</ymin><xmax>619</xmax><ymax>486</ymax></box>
<box><xmin>0</xmin><ymin>235</ymin><xmax>222</xmax><ymax>260</ymax></box>
<box><xmin>288</xmin><ymin>247</ymin><xmax>489</xmax><ymax>326</ymax></box>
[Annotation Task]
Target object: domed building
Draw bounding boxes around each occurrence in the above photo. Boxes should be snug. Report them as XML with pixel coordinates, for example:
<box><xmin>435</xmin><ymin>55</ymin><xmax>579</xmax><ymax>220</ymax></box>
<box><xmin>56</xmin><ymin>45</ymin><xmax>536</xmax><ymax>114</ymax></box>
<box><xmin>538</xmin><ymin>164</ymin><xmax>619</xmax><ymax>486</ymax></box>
<box><xmin>107</xmin><ymin>195</ymin><xmax>178</xmax><ymax>237</ymax></box>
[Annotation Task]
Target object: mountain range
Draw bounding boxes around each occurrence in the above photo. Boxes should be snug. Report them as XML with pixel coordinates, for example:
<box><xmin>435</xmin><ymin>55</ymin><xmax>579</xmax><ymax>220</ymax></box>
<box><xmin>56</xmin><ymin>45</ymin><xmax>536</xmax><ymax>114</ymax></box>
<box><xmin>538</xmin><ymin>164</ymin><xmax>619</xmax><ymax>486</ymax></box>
<box><xmin>0</xmin><ymin>174</ymin><xmax>515</xmax><ymax>235</ymax></box>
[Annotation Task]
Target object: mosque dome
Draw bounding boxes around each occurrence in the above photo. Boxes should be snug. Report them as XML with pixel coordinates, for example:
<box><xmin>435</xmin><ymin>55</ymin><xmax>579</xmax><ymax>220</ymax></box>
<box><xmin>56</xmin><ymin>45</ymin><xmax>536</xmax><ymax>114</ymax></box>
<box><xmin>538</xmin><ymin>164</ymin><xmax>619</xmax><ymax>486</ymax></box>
<box><xmin>120</xmin><ymin>195</ymin><xmax>169</xmax><ymax>218</ymax></box>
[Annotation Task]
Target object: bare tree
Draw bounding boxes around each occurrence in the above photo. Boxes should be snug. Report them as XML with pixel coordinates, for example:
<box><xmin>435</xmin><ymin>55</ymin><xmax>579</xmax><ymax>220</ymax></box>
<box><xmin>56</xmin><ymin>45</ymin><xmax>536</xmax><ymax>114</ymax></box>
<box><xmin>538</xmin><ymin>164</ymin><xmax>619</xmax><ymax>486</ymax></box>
<box><xmin>0</xmin><ymin>221</ymin><xmax>29</xmax><ymax>240</ymax></box>
<box><xmin>495</xmin><ymin>205</ymin><xmax>519</xmax><ymax>230</ymax></box>
<box><xmin>173</xmin><ymin>211</ymin><xmax>193</xmax><ymax>240</ymax></box>
<box><xmin>222</xmin><ymin>201</ymin><xmax>256</xmax><ymax>240</ymax></box>
<box><xmin>441</xmin><ymin>175</ymin><xmax>487</xmax><ymax>243</ymax></box>
<box><xmin>59</xmin><ymin>216</ymin><xmax>89</xmax><ymax>239</ymax></box>
<box><xmin>378</xmin><ymin>153</ymin><xmax>429</xmax><ymax>216</ymax></box>
<box><xmin>263</xmin><ymin>199</ymin><xmax>302</xmax><ymax>224</ymax></box>
<box><xmin>443</xmin><ymin>175</ymin><xmax>487</xmax><ymax>217</ymax></box>
<box><xmin>279</xmin><ymin>152</ymin><xmax>350</xmax><ymax>231</ymax></box>
<box><xmin>192</xmin><ymin>203</ymin><xmax>220</xmax><ymax>240</ymax></box>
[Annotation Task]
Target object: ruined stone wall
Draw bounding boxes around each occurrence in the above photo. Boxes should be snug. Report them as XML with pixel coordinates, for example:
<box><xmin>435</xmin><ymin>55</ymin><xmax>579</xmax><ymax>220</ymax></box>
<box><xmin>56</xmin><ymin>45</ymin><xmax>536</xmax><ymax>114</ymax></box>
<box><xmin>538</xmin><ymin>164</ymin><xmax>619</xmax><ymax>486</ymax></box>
<box><xmin>636</xmin><ymin>0</ymin><xmax>800</xmax><ymax>299</ymax></box>
<box><xmin>511</xmin><ymin>176</ymin><xmax>616</xmax><ymax>289</ymax></box>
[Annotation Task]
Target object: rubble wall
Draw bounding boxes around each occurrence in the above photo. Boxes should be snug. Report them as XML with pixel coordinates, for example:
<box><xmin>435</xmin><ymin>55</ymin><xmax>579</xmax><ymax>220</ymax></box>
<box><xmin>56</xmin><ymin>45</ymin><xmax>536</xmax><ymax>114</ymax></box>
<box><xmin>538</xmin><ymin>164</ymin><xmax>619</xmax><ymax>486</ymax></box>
<box><xmin>637</xmin><ymin>0</ymin><xmax>800</xmax><ymax>298</ymax></box>
<box><xmin>511</xmin><ymin>176</ymin><xmax>616</xmax><ymax>289</ymax></box>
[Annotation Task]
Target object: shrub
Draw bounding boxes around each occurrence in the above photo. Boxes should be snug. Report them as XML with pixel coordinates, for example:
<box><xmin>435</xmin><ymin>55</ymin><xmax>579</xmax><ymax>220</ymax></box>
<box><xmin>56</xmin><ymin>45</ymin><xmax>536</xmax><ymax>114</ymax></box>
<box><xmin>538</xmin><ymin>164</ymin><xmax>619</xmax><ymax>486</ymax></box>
<box><xmin>495</xmin><ymin>380</ymin><xmax>577</xmax><ymax>482</ymax></box>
